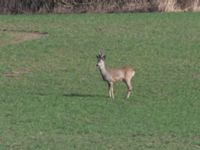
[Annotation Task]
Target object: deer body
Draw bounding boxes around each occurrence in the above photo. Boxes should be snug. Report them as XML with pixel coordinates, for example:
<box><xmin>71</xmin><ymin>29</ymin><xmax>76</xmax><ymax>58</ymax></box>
<box><xmin>96</xmin><ymin>52</ymin><xmax>135</xmax><ymax>99</ymax></box>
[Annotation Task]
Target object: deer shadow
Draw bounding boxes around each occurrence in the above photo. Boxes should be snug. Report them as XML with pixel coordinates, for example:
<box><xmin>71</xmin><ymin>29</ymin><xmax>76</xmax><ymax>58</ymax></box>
<box><xmin>63</xmin><ymin>93</ymin><xmax>108</xmax><ymax>98</ymax></box>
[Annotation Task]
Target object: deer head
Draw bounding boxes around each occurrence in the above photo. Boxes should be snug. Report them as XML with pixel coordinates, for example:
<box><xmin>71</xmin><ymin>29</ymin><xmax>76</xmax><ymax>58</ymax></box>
<box><xmin>96</xmin><ymin>51</ymin><xmax>106</xmax><ymax>69</ymax></box>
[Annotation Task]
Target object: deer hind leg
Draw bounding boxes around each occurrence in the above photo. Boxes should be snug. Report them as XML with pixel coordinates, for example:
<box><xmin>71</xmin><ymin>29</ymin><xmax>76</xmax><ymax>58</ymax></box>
<box><xmin>124</xmin><ymin>78</ymin><xmax>133</xmax><ymax>99</ymax></box>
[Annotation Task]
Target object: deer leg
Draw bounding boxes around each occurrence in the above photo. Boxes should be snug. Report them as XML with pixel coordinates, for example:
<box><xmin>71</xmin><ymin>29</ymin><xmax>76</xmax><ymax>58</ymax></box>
<box><xmin>107</xmin><ymin>82</ymin><xmax>112</xmax><ymax>98</ymax></box>
<box><xmin>110</xmin><ymin>82</ymin><xmax>114</xmax><ymax>99</ymax></box>
<box><xmin>124</xmin><ymin>79</ymin><xmax>132</xmax><ymax>99</ymax></box>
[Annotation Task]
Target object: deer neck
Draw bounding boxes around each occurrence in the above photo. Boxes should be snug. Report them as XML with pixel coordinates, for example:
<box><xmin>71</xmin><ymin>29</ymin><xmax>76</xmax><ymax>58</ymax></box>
<box><xmin>99</xmin><ymin>63</ymin><xmax>110</xmax><ymax>81</ymax></box>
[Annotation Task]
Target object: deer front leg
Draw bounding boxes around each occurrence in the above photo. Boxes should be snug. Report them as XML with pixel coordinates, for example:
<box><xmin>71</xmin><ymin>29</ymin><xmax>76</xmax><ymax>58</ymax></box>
<box><xmin>110</xmin><ymin>82</ymin><xmax>114</xmax><ymax>99</ymax></box>
<box><xmin>108</xmin><ymin>83</ymin><xmax>112</xmax><ymax>98</ymax></box>
<box><xmin>108</xmin><ymin>82</ymin><xmax>114</xmax><ymax>99</ymax></box>
<box><xmin>108</xmin><ymin>82</ymin><xmax>112</xmax><ymax>98</ymax></box>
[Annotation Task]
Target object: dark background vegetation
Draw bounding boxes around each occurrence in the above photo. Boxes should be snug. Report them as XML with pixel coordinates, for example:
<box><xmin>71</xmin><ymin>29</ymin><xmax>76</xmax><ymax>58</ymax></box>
<box><xmin>0</xmin><ymin>0</ymin><xmax>199</xmax><ymax>14</ymax></box>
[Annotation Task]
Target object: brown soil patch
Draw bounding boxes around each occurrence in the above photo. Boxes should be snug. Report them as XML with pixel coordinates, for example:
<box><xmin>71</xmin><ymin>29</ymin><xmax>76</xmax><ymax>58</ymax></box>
<box><xmin>3</xmin><ymin>67</ymin><xmax>32</xmax><ymax>78</ymax></box>
<box><xmin>10</xmin><ymin>32</ymin><xmax>42</xmax><ymax>42</ymax></box>
<box><xmin>0</xmin><ymin>29</ymin><xmax>47</xmax><ymax>47</ymax></box>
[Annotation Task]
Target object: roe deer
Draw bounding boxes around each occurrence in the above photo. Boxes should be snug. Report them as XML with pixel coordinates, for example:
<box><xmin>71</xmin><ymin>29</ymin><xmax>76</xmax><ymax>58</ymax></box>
<box><xmin>96</xmin><ymin>51</ymin><xmax>135</xmax><ymax>99</ymax></box>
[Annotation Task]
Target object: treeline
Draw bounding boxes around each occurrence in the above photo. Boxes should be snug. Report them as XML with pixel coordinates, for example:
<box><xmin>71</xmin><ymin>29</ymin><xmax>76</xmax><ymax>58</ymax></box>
<box><xmin>0</xmin><ymin>0</ymin><xmax>199</xmax><ymax>14</ymax></box>
<box><xmin>0</xmin><ymin>0</ymin><xmax>56</xmax><ymax>13</ymax></box>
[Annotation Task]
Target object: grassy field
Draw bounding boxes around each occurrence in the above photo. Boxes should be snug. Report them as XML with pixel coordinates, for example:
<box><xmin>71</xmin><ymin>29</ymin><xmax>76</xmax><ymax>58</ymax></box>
<box><xmin>0</xmin><ymin>13</ymin><xmax>200</xmax><ymax>150</ymax></box>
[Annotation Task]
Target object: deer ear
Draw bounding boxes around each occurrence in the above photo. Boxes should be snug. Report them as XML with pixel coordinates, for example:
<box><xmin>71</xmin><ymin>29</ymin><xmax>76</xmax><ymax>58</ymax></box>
<box><xmin>96</xmin><ymin>55</ymin><xmax>99</xmax><ymax>59</ymax></box>
<box><xmin>103</xmin><ymin>55</ymin><xmax>106</xmax><ymax>60</ymax></box>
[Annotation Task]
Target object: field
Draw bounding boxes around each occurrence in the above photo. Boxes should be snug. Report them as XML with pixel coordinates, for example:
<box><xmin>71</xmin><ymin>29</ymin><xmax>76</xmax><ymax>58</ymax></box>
<box><xmin>0</xmin><ymin>13</ymin><xmax>200</xmax><ymax>150</ymax></box>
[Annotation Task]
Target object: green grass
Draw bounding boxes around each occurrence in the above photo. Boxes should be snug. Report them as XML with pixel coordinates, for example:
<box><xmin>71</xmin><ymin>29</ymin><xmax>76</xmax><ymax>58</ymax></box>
<box><xmin>0</xmin><ymin>13</ymin><xmax>200</xmax><ymax>150</ymax></box>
